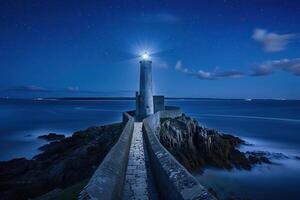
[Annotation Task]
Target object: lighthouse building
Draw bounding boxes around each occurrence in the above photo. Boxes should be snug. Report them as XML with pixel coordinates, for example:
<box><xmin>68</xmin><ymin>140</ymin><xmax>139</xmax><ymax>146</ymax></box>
<box><xmin>135</xmin><ymin>54</ymin><xmax>165</xmax><ymax>120</ymax></box>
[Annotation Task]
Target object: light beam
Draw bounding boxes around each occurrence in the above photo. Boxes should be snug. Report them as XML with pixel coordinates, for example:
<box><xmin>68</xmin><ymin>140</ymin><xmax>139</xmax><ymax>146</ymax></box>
<box><xmin>142</xmin><ymin>52</ymin><xmax>150</xmax><ymax>60</ymax></box>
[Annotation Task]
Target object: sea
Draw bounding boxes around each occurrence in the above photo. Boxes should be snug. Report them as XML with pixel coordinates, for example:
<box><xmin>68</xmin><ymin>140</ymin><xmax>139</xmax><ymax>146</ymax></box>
<box><xmin>0</xmin><ymin>98</ymin><xmax>299</xmax><ymax>200</ymax></box>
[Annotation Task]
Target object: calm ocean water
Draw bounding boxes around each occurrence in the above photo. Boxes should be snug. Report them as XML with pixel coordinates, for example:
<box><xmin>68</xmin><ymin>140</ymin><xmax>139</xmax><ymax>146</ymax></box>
<box><xmin>1</xmin><ymin>99</ymin><xmax>300</xmax><ymax>199</ymax></box>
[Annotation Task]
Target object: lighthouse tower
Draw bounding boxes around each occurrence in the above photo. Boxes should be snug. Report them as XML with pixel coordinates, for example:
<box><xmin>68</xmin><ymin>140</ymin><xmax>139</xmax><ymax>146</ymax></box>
<box><xmin>136</xmin><ymin>53</ymin><xmax>154</xmax><ymax>119</ymax></box>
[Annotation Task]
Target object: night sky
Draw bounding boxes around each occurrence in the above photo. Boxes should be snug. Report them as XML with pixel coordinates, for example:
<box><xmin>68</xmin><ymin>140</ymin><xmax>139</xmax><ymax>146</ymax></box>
<box><xmin>1</xmin><ymin>0</ymin><xmax>300</xmax><ymax>99</ymax></box>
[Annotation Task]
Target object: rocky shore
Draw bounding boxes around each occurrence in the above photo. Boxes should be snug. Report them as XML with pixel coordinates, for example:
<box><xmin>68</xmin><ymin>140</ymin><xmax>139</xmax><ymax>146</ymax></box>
<box><xmin>159</xmin><ymin>115</ymin><xmax>271</xmax><ymax>171</ymax></box>
<box><xmin>0</xmin><ymin>123</ymin><xmax>123</xmax><ymax>200</ymax></box>
<box><xmin>0</xmin><ymin>114</ymin><xmax>288</xmax><ymax>200</ymax></box>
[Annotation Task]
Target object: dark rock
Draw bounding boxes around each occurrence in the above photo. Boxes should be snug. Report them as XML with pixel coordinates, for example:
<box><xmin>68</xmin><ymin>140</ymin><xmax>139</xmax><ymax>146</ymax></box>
<box><xmin>295</xmin><ymin>156</ymin><xmax>300</xmax><ymax>160</ymax></box>
<box><xmin>208</xmin><ymin>187</ymin><xmax>218</xmax><ymax>199</ymax></box>
<box><xmin>245</xmin><ymin>151</ymin><xmax>271</xmax><ymax>164</ymax></box>
<box><xmin>38</xmin><ymin>133</ymin><xmax>65</xmax><ymax>141</ymax></box>
<box><xmin>270</xmin><ymin>152</ymin><xmax>289</xmax><ymax>159</ymax></box>
<box><xmin>245</xmin><ymin>151</ymin><xmax>289</xmax><ymax>163</ymax></box>
<box><xmin>34</xmin><ymin>189</ymin><xmax>63</xmax><ymax>200</ymax></box>
<box><xmin>0</xmin><ymin>123</ymin><xmax>123</xmax><ymax>200</ymax></box>
<box><xmin>225</xmin><ymin>197</ymin><xmax>252</xmax><ymax>200</ymax></box>
<box><xmin>158</xmin><ymin>115</ymin><xmax>271</xmax><ymax>171</ymax></box>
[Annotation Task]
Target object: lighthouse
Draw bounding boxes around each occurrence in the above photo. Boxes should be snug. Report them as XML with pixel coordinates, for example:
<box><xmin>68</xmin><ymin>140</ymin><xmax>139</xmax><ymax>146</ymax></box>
<box><xmin>137</xmin><ymin>53</ymin><xmax>154</xmax><ymax>119</ymax></box>
<box><xmin>135</xmin><ymin>52</ymin><xmax>165</xmax><ymax>120</ymax></box>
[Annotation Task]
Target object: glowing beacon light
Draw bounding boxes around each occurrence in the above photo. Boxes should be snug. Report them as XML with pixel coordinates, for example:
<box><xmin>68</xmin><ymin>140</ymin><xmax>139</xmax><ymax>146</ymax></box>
<box><xmin>141</xmin><ymin>52</ymin><xmax>150</xmax><ymax>60</ymax></box>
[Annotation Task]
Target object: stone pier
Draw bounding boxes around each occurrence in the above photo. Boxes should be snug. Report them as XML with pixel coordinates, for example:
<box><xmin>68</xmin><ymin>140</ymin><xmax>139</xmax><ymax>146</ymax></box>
<box><xmin>79</xmin><ymin>110</ymin><xmax>216</xmax><ymax>200</ymax></box>
<box><xmin>122</xmin><ymin>122</ymin><xmax>158</xmax><ymax>200</ymax></box>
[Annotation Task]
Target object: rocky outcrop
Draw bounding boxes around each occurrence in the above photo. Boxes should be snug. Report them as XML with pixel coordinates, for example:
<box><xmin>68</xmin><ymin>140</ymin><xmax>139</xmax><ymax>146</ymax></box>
<box><xmin>0</xmin><ymin>123</ymin><xmax>123</xmax><ymax>200</ymax></box>
<box><xmin>159</xmin><ymin>115</ymin><xmax>270</xmax><ymax>171</ymax></box>
<box><xmin>38</xmin><ymin>133</ymin><xmax>65</xmax><ymax>141</ymax></box>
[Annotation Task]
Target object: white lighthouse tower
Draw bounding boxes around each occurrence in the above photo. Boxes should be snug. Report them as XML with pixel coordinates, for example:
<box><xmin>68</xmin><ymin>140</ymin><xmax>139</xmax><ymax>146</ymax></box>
<box><xmin>137</xmin><ymin>53</ymin><xmax>154</xmax><ymax>119</ymax></box>
<box><xmin>135</xmin><ymin>53</ymin><xmax>165</xmax><ymax>120</ymax></box>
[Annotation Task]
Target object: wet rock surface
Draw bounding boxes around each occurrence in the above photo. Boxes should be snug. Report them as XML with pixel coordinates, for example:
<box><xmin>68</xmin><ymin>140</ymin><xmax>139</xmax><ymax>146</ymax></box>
<box><xmin>0</xmin><ymin>123</ymin><xmax>123</xmax><ymax>200</ymax></box>
<box><xmin>38</xmin><ymin>133</ymin><xmax>65</xmax><ymax>141</ymax></box>
<box><xmin>159</xmin><ymin>115</ymin><xmax>271</xmax><ymax>171</ymax></box>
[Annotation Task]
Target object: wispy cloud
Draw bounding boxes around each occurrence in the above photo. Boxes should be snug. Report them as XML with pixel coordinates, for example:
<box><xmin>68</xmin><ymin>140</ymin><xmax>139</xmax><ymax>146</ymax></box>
<box><xmin>2</xmin><ymin>85</ymin><xmax>135</xmax><ymax>96</ymax></box>
<box><xmin>64</xmin><ymin>88</ymin><xmax>135</xmax><ymax>95</ymax></box>
<box><xmin>156</xmin><ymin>61</ymin><xmax>169</xmax><ymax>69</ymax></box>
<box><xmin>4</xmin><ymin>85</ymin><xmax>50</xmax><ymax>92</ymax></box>
<box><xmin>129</xmin><ymin>13</ymin><xmax>180</xmax><ymax>24</ymax></box>
<box><xmin>175</xmin><ymin>60</ymin><xmax>244</xmax><ymax>80</ymax></box>
<box><xmin>175</xmin><ymin>58</ymin><xmax>300</xmax><ymax>80</ymax></box>
<box><xmin>252</xmin><ymin>29</ymin><xmax>296</xmax><ymax>52</ymax></box>
<box><xmin>65</xmin><ymin>86</ymin><xmax>80</xmax><ymax>92</ymax></box>
<box><xmin>251</xmin><ymin>58</ymin><xmax>300</xmax><ymax>76</ymax></box>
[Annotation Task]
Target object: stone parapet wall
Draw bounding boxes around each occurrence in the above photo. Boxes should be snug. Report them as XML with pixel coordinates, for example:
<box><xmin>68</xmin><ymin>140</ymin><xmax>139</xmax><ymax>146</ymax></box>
<box><xmin>122</xmin><ymin>110</ymin><xmax>135</xmax><ymax>123</ymax></box>
<box><xmin>143</xmin><ymin>111</ymin><xmax>161</xmax><ymax>132</ymax></box>
<box><xmin>143</xmin><ymin>109</ymin><xmax>216</xmax><ymax>200</ymax></box>
<box><xmin>161</xmin><ymin>106</ymin><xmax>182</xmax><ymax>118</ymax></box>
<box><xmin>144</xmin><ymin>107</ymin><xmax>182</xmax><ymax>132</ymax></box>
<box><xmin>79</xmin><ymin>112</ymin><xmax>134</xmax><ymax>200</ymax></box>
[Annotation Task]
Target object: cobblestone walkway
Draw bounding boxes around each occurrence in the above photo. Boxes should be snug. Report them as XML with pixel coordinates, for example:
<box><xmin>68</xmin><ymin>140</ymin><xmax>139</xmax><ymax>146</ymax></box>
<box><xmin>122</xmin><ymin>122</ymin><xmax>158</xmax><ymax>200</ymax></box>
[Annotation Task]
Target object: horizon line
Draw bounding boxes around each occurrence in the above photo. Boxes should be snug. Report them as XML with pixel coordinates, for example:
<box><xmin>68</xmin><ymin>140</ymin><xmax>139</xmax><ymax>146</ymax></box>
<box><xmin>0</xmin><ymin>96</ymin><xmax>299</xmax><ymax>101</ymax></box>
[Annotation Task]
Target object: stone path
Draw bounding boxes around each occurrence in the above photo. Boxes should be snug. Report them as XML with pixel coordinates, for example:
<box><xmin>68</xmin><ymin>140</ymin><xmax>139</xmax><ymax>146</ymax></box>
<box><xmin>122</xmin><ymin>122</ymin><xmax>158</xmax><ymax>200</ymax></box>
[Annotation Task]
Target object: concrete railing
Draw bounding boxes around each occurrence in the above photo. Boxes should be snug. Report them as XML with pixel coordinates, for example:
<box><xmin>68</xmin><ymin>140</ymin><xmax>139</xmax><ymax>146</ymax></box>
<box><xmin>79</xmin><ymin>112</ymin><xmax>134</xmax><ymax>200</ymax></box>
<box><xmin>143</xmin><ymin>109</ymin><xmax>216</xmax><ymax>200</ymax></box>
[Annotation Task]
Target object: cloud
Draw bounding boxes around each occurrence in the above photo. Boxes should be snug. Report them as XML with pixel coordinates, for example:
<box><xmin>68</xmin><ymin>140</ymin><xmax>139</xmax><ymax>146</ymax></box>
<box><xmin>66</xmin><ymin>86</ymin><xmax>80</xmax><ymax>92</ymax></box>
<box><xmin>1</xmin><ymin>85</ymin><xmax>136</xmax><ymax>97</ymax></box>
<box><xmin>175</xmin><ymin>60</ymin><xmax>182</xmax><ymax>70</ymax></box>
<box><xmin>154</xmin><ymin>13</ymin><xmax>180</xmax><ymax>23</ymax></box>
<box><xmin>251</xmin><ymin>58</ymin><xmax>300</xmax><ymax>76</ymax></box>
<box><xmin>175</xmin><ymin>58</ymin><xmax>300</xmax><ymax>80</ymax></box>
<box><xmin>130</xmin><ymin>13</ymin><xmax>180</xmax><ymax>24</ymax></box>
<box><xmin>252</xmin><ymin>29</ymin><xmax>296</xmax><ymax>52</ymax></box>
<box><xmin>175</xmin><ymin>60</ymin><xmax>244</xmax><ymax>80</ymax></box>
<box><xmin>156</xmin><ymin>62</ymin><xmax>169</xmax><ymax>69</ymax></box>
<box><xmin>5</xmin><ymin>85</ymin><xmax>50</xmax><ymax>92</ymax></box>
<box><xmin>4</xmin><ymin>85</ymin><xmax>82</xmax><ymax>93</ymax></box>
<box><xmin>64</xmin><ymin>87</ymin><xmax>135</xmax><ymax>95</ymax></box>
<box><xmin>66</xmin><ymin>88</ymin><xmax>134</xmax><ymax>95</ymax></box>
